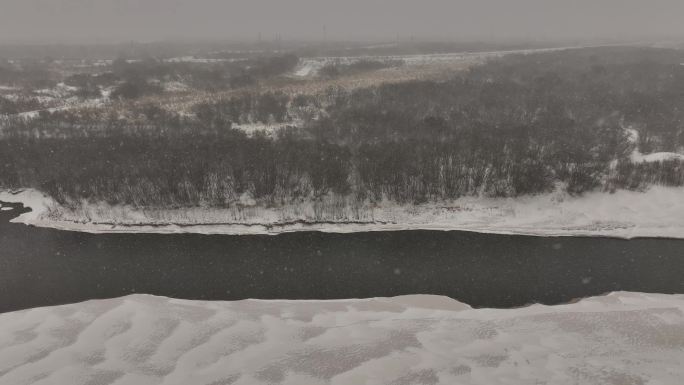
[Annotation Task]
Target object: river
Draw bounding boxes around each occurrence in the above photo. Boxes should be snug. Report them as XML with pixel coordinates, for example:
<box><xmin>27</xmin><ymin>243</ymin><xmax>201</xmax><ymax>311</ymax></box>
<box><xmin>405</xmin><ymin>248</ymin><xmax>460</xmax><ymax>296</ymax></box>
<box><xmin>1</xmin><ymin>200</ymin><xmax>683</xmax><ymax>313</ymax></box>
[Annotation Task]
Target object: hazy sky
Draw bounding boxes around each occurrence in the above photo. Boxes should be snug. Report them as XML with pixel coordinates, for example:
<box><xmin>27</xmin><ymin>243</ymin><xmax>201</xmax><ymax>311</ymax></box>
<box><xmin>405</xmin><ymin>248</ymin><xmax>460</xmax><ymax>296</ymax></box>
<box><xmin>1</xmin><ymin>0</ymin><xmax>684</xmax><ymax>43</ymax></box>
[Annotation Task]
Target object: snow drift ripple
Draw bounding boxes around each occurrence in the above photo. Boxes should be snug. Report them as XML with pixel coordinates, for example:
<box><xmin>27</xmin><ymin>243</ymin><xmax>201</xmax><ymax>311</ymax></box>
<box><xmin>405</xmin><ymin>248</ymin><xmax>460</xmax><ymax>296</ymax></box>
<box><xmin>1</xmin><ymin>292</ymin><xmax>683</xmax><ymax>385</ymax></box>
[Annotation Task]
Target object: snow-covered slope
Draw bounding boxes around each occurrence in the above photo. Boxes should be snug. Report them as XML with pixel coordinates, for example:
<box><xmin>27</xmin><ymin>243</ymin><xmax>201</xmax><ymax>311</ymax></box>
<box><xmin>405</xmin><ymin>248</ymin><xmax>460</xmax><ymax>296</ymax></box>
<box><xmin>623</xmin><ymin>127</ymin><xmax>684</xmax><ymax>163</ymax></box>
<box><xmin>0</xmin><ymin>292</ymin><xmax>683</xmax><ymax>385</ymax></box>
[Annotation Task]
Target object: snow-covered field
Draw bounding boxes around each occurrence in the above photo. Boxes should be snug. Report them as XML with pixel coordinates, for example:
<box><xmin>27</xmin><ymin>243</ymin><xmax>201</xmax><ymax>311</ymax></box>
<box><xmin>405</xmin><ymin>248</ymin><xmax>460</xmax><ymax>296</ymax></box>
<box><xmin>4</xmin><ymin>186</ymin><xmax>684</xmax><ymax>238</ymax></box>
<box><xmin>293</xmin><ymin>45</ymin><xmax>612</xmax><ymax>77</ymax></box>
<box><xmin>294</xmin><ymin>51</ymin><xmax>491</xmax><ymax>77</ymax></box>
<box><xmin>0</xmin><ymin>292</ymin><xmax>682</xmax><ymax>385</ymax></box>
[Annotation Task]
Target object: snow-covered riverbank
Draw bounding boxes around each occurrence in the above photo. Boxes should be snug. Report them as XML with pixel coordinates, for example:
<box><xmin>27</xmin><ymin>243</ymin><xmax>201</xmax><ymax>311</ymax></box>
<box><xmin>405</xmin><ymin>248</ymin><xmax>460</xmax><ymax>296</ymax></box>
<box><xmin>4</xmin><ymin>186</ymin><xmax>684</xmax><ymax>238</ymax></box>
<box><xmin>0</xmin><ymin>292</ymin><xmax>682</xmax><ymax>385</ymax></box>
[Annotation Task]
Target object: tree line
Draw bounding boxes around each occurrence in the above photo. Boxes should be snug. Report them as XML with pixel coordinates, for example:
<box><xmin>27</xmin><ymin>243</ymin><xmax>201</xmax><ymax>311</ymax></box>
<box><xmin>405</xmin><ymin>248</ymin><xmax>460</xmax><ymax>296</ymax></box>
<box><xmin>2</xmin><ymin>47</ymin><xmax>684</xmax><ymax>209</ymax></box>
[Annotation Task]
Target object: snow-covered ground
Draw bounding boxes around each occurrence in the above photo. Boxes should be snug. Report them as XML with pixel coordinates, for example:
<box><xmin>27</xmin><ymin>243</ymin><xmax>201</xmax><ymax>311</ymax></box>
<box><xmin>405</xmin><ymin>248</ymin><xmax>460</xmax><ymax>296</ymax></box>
<box><xmin>0</xmin><ymin>292</ymin><xmax>682</xmax><ymax>385</ymax></box>
<box><xmin>2</xmin><ymin>83</ymin><xmax>109</xmax><ymax>120</ymax></box>
<box><xmin>33</xmin><ymin>83</ymin><xmax>78</xmax><ymax>99</ymax></box>
<box><xmin>625</xmin><ymin>127</ymin><xmax>684</xmax><ymax>163</ymax></box>
<box><xmin>5</xmin><ymin>186</ymin><xmax>684</xmax><ymax>238</ymax></box>
<box><xmin>231</xmin><ymin>121</ymin><xmax>295</xmax><ymax>137</ymax></box>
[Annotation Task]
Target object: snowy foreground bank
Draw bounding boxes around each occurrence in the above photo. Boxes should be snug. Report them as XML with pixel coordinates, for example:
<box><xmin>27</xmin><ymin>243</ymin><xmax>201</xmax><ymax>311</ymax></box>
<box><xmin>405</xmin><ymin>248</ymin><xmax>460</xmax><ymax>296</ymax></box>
<box><xmin>4</xmin><ymin>187</ymin><xmax>684</xmax><ymax>238</ymax></box>
<box><xmin>1</xmin><ymin>292</ymin><xmax>683</xmax><ymax>385</ymax></box>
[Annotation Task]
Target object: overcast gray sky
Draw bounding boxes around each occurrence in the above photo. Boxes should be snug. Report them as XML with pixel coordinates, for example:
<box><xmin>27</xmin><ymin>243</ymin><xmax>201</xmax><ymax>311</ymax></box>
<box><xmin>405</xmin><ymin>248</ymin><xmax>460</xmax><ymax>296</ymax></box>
<box><xmin>1</xmin><ymin>0</ymin><xmax>684</xmax><ymax>43</ymax></box>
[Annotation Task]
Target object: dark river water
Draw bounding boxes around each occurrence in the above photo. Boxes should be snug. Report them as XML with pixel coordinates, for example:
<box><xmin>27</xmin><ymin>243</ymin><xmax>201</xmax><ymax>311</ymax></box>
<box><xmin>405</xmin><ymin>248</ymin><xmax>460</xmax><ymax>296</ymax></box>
<box><xmin>1</xmin><ymin>200</ymin><xmax>683</xmax><ymax>313</ymax></box>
